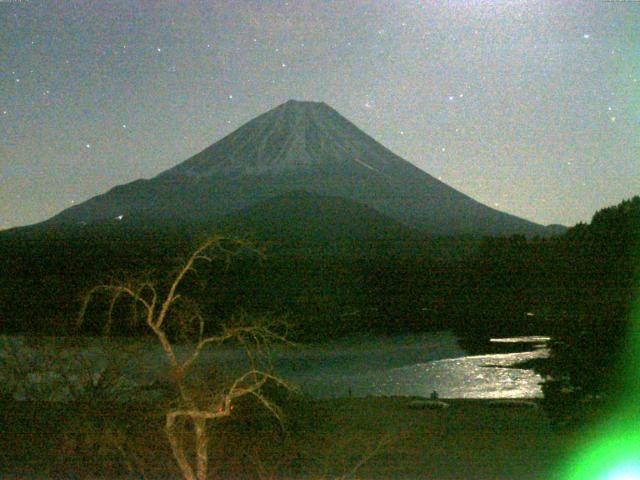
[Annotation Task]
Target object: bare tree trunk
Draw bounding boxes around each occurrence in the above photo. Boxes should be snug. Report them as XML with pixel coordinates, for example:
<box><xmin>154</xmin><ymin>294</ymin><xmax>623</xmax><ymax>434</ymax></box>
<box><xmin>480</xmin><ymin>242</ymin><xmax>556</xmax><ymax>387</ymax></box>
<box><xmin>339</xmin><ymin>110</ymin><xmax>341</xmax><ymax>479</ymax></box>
<box><xmin>167</xmin><ymin>415</ymin><xmax>196</xmax><ymax>480</ymax></box>
<box><xmin>194</xmin><ymin>418</ymin><xmax>208</xmax><ymax>480</ymax></box>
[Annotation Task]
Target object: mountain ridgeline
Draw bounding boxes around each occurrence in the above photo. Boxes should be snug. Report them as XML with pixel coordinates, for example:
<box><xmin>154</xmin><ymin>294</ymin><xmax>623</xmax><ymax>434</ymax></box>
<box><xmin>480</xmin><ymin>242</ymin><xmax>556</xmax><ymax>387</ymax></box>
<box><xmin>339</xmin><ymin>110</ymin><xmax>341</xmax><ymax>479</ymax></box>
<box><xmin>39</xmin><ymin>100</ymin><xmax>555</xmax><ymax>237</ymax></box>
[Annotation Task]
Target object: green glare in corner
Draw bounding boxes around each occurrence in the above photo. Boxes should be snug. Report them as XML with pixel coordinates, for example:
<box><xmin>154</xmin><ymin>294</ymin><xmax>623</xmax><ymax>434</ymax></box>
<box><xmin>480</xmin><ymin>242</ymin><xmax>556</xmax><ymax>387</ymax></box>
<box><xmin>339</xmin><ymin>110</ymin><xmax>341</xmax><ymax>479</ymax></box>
<box><xmin>558</xmin><ymin>291</ymin><xmax>640</xmax><ymax>480</ymax></box>
<box><xmin>558</xmin><ymin>414</ymin><xmax>640</xmax><ymax>480</ymax></box>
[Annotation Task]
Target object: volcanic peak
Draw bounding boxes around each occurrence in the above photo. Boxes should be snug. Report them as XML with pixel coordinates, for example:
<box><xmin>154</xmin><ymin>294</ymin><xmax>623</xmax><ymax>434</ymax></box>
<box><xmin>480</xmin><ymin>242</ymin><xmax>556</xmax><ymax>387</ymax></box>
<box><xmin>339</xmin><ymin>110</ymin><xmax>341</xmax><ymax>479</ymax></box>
<box><xmin>158</xmin><ymin>99</ymin><xmax>376</xmax><ymax>178</ymax></box>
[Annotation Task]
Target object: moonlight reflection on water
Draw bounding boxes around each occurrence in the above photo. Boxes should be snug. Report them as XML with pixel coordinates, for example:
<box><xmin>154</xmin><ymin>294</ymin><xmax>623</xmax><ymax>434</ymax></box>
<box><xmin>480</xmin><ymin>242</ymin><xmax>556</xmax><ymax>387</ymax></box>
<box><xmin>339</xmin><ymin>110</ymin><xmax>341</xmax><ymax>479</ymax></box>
<box><xmin>282</xmin><ymin>334</ymin><xmax>549</xmax><ymax>399</ymax></box>
<box><xmin>295</xmin><ymin>348</ymin><xmax>548</xmax><ymax>399</ymax></box>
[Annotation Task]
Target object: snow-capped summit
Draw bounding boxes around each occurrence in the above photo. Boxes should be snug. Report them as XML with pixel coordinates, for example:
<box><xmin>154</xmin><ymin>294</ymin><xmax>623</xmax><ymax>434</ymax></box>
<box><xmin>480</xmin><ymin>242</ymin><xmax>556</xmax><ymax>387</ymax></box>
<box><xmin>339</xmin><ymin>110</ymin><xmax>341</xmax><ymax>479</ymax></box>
<box><xmin>159</xmin><ymin>99</ymin><xmax>404</xmax><ymax>178</ymax></box>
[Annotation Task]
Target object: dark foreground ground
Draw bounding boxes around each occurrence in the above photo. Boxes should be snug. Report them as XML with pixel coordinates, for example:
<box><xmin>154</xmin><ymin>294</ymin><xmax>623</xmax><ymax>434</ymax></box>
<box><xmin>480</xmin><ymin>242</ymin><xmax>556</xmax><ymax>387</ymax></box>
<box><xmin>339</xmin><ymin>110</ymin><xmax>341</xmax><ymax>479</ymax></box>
<box><xmin>0</xmin><ymin>397</ymin><xmax>576</xmax><ymax>479</ymax></box>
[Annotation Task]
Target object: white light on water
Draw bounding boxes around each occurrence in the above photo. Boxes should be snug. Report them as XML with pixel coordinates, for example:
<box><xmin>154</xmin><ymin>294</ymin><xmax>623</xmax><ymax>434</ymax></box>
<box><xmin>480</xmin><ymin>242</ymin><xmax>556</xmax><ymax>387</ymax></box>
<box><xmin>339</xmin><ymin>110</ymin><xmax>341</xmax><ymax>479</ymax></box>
<box><xmin>490</xmin><ymin>336</ymin><xmax>550</xmax><ymax>343</ymax></box>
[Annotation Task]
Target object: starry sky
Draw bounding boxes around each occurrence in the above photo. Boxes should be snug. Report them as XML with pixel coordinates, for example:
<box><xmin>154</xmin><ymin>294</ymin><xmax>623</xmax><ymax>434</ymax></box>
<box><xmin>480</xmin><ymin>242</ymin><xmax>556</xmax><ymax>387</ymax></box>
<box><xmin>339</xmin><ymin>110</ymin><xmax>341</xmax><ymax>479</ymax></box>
<box><xmin>1</xmin><ymin>0</ymin><xmax>638</xmax><ymax>230</ymax></box>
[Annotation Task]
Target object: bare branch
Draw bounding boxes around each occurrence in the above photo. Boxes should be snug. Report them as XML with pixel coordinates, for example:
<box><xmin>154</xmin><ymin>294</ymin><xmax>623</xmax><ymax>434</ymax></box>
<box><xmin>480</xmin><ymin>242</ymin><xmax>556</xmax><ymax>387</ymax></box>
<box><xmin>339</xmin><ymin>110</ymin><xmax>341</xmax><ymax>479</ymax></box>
<box><xmin>105</xmin><ymin>288</ymin><xmax>124</xmax><ymax>335</ymax></box>
<box><xmin>136</xmin><ymin>281</ymin><xmax>158</xmax><ymax>322</ymax></box>
<box><xmin>335</xmin><ymin>434</ymin><xmax>395</xmax><ymax>480</ymax></box>
<box><xmin>78</xmin><ymin>284</ymin><xmax>152</xmax><ymax>331</ymax></box>
<box><xmin>155</xmin><ymin>236</ymin><xmax>224</xmax><ymax>329</ymax></box>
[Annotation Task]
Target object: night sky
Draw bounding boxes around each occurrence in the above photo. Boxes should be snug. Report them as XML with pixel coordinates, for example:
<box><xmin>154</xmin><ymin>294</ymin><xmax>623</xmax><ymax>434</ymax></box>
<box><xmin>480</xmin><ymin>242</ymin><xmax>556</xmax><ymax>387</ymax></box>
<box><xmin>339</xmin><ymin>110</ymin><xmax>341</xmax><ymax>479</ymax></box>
<box><xmin>2</xmin><ymin>0</ymin><xmax>638</xmax><ymax>230</ymax></box>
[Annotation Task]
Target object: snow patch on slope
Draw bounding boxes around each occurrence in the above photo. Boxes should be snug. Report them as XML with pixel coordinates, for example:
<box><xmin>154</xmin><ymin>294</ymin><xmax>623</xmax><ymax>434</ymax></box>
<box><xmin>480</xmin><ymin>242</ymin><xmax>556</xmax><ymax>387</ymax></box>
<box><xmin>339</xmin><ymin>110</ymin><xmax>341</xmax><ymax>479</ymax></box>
<box><xmin>353</xmin><ymin>156</ymin><xmax>379</xmax><ymax>172</ymax></box>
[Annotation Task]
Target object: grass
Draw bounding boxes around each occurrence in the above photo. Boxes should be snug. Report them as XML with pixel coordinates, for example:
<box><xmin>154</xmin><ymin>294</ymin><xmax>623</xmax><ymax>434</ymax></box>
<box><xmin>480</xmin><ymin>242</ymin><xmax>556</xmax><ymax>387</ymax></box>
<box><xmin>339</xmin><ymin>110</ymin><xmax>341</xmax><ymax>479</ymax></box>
<box><xmin>302</xmin><ymin>397</ymin><xmax>571</xmax><ymax>479</ymax></box>
<box><xmin>0</xmin><ymin>396</ymin><xmax>576</xmax><ymax>479</ymax></box>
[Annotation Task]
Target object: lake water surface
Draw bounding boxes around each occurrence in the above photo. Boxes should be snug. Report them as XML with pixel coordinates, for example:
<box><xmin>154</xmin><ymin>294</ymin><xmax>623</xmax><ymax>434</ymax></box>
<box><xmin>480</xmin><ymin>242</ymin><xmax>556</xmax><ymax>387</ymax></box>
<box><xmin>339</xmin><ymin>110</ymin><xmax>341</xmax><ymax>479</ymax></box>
<box><xmin>1</xmin><ymin>332</ymin><xmax>548</xmax><ymax>401</ymax></box>
<box><xmin>276</xmin><ymin>332</ymin><xmax>549</xmax><ymax>399</ymax></box>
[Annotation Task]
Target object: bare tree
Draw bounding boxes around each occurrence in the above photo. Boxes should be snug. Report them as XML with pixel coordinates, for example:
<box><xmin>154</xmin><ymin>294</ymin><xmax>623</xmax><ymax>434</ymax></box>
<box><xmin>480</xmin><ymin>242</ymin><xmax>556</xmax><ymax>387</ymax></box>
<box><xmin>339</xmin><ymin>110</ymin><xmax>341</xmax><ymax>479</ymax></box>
<box><xmin>78</xmin><ymin>236</ymin><xmax>290</xmax><ymax>480</ymax></box>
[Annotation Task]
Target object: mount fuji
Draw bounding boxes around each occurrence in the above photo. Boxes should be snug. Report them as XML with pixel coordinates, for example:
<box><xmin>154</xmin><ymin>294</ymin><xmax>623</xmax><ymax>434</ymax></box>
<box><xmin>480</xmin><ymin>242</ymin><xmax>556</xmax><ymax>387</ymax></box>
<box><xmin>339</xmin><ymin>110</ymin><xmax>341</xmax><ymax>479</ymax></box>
<box><xmin>40</xmin><ymin>100</ymin><xmax>552</xmax><ymax>237</ymax></box>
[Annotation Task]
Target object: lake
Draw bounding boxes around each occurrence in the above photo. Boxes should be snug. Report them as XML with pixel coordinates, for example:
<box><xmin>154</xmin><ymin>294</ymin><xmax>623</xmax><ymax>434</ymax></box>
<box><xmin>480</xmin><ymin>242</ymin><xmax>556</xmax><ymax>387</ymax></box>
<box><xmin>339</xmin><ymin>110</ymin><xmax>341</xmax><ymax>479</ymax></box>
<box><xmin>275</xmin><ymin>332</ymin><xmax>549</xmax><ymax>399</ymax></box>
<box><xmin>0</xmin><ymin>332</ymin><xmax>549</xmax><ymax>401</ymax></box>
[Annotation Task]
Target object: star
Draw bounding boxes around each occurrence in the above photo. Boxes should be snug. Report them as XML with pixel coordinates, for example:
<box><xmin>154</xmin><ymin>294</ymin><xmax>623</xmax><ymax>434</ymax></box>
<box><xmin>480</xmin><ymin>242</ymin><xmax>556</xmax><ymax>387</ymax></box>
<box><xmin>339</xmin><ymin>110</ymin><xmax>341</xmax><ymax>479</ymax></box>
<box><xmin>156</xmin><ymin>47</ymin><xmax>162</xmax><ymax>52</ymax></box>
<box><xmin>122</xmin><ymin>124</ymin><xmax>127</xmax><ymax>129</ymax></box>
<box><xmin>583</xmin><ymin>34</ymin><xmax>590</xmax><ymax>39</ymax></box>
<box><xmin>281</xmin><ymin>63</ymin><xmax>287</xmax><ymax>68</ymax></box>
<box><xmin>85</xmin><ymin>143</ymin><xmax>91</xmax><ymax>149</ymax></box>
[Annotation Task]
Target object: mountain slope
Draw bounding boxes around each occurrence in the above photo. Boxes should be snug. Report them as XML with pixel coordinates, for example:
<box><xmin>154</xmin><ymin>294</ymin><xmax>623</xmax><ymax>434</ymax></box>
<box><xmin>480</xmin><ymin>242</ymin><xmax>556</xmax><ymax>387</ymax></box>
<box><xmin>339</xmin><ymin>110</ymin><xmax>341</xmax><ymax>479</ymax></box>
<box><xmin>42</xmin><ymin>100</ymin><xmax>551</xmax><ymax>236</ymax></box>
<box><xmin>218</xmin><ymin>190</ymin><xmax>417</xmax><ymax>245</ymax></box>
